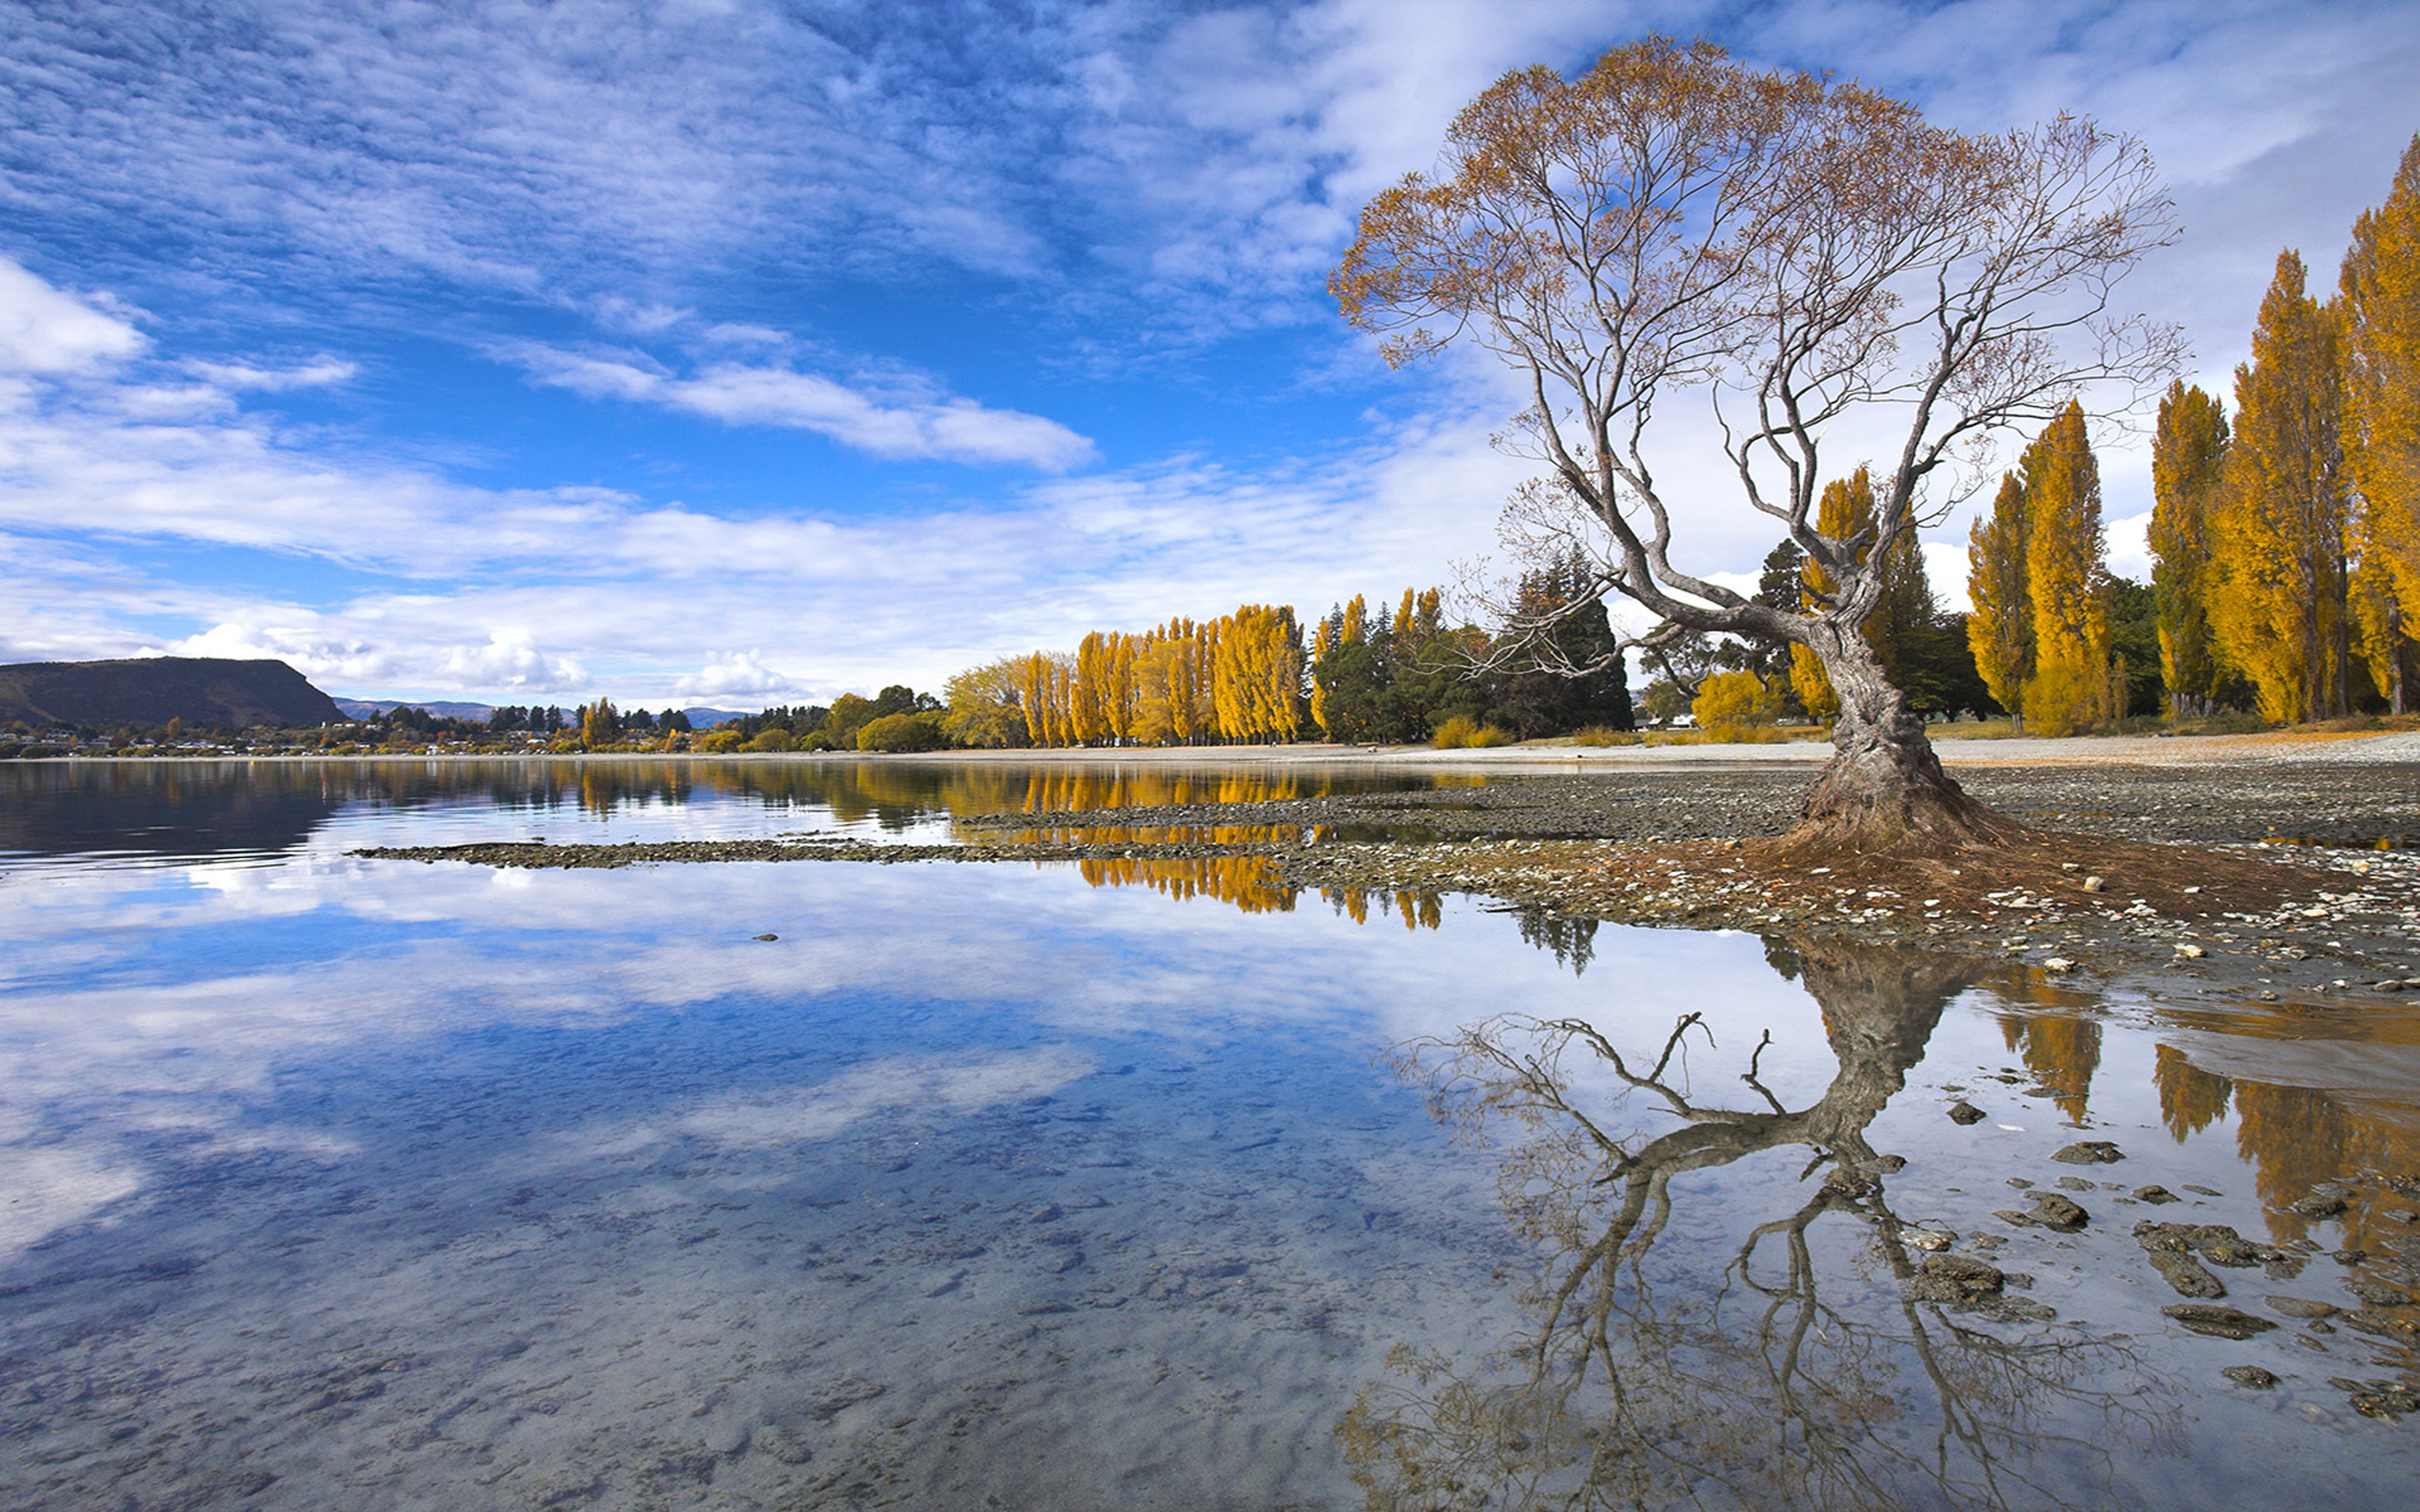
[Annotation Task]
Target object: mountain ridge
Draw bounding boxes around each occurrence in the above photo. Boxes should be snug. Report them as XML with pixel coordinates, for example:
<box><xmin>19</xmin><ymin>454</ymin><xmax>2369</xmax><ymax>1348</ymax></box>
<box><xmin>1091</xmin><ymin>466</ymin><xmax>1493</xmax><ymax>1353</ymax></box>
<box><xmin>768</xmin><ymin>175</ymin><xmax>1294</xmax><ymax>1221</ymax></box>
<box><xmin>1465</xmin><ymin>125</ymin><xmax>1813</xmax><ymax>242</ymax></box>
<box><xmin>0</xmin><ymin>658</ymin><xmax>344</xmax><ymax>730</ymax></box>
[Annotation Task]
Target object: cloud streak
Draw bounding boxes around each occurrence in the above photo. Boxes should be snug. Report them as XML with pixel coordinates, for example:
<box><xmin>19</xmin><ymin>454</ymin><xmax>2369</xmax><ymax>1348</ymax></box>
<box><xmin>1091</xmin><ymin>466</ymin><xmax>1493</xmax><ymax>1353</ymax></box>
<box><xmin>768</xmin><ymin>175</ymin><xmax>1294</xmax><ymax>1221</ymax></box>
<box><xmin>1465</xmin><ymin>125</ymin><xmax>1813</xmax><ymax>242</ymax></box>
<box><xmin>506</xmin><ymin>342</ymin><xmax>1095</xmax><ymax>471</ymax></box>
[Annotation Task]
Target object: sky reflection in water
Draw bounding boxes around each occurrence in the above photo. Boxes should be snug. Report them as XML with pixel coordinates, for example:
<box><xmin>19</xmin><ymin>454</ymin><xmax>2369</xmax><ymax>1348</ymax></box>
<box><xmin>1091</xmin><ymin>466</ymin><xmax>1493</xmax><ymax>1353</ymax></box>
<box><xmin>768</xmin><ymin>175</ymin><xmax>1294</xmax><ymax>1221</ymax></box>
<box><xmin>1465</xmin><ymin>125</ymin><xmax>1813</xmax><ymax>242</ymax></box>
<box><xmin>0</xmin><ymin>762</ymin><xmax>2415</xmax><ymax>1510</ymax></box>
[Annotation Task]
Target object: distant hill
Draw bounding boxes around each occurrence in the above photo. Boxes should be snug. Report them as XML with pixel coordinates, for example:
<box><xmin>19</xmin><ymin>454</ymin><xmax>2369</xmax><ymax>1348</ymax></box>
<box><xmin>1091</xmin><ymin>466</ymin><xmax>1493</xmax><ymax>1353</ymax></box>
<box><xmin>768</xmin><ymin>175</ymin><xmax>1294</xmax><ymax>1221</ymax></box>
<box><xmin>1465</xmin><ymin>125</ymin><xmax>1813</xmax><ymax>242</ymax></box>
<box><xmin>331</xmin><ymin>700</ymin><xmax>754</xmax><ymax>728</ymax></box>
<box><xmin>0</xmin><ymin>657</ymin><xmax>344</xmax><ymax>730</ymax></box>
<box><xmin>335</xmin><ymin>698</ymin><xmax>497</xmax><ymax>721</ymax></box>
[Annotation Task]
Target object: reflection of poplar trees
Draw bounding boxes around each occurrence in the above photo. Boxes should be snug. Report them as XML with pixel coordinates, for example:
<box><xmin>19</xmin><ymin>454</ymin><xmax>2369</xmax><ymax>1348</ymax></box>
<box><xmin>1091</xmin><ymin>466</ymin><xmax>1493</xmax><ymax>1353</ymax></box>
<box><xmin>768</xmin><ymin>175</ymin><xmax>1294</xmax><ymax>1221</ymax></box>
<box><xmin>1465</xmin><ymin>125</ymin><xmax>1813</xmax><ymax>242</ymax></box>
<box><xmin>1998</xmin><ymin>1011</ymin><xmax>2103</xmax><ymax>1125</ymax></box>
<box><xmin>1340</xmin><ymin>941</ymin><xmax>2168</xmax><ymax>1512</ymax></box>
<box><xmin>1075</xmin><ymin>856</ymin><xmax>1300</xmax><ymax>914</ymax></box>
<box><xmin>2152</xmin><ymin>1045</ymin><xmax>2232</xmax><ymax>1141</ymax></box>
<box><xmin>2146</xmin><ymin>1012</ymin><xmax>2420</xmax><ymax>1256</ymax></box>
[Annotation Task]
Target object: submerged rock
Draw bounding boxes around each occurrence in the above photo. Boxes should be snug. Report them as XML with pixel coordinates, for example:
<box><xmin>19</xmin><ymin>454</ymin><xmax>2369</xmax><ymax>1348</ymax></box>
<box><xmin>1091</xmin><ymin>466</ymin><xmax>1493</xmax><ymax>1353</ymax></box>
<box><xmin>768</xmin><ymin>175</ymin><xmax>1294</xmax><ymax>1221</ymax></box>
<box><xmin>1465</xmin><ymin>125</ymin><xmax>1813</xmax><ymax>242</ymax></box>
<box><xmin>2029</xmin><ymin>1193</ymin><xmax>2089</xmax><ymax>1231</ymax></box>
<box><xmin>1902</xmin><ymin>1227</ymin><xmax>1956</xmax><ymax>1252</ymax></box>
<box><xmin>2052</xmin><ymin>1141</ymin><xmax>2126</xmax><ymax>1165</ymax></box>
<box><xmin>2267</xmin><ymin>1295</ymin><xmax>2339</xmax><ymax>1319</ymax></box>
<box><xmin>2222</xmin><ymin>1365</ymin><xmax>2280</xmax><ymax>1389</ymax></box>
<box><xmin>2350</xmin><ymin>1387</ymin><xmax>2420</xmax><ymax>1421</ymax></box>
<box><xmin>1947</xmin><ymin>1101</ymin><xmax>1988</xmax><ymax>1125</ymax></box>
<box><xmin>2133</xmin><ymin>1185</ymin><xmax>2181</xmax><ymax>1205</ymax></box>
<box><xmin>753</xmin><ymin>1425</ymin><xmax>815</xmax><ymax>1464</ymax></box>
<box><xmin>2161</xmin><ymin>1304</ymin><xmax>2278</xmax><ymax>1340</ymax></box>
<box><xmin>2150</xmin><ymin>1250</ymin><xmax>2227</xmax><ymax>1298</ymax></box>
<box><xmin>1910</xmin><ymin>1254</ymin><xmax>2005</xmax><ymax>1304</ymax></box>
<box><xmin>2343</xmin><ymin>1278</ymin><xmax>2415</xmax><ymax>1309</ymax></box>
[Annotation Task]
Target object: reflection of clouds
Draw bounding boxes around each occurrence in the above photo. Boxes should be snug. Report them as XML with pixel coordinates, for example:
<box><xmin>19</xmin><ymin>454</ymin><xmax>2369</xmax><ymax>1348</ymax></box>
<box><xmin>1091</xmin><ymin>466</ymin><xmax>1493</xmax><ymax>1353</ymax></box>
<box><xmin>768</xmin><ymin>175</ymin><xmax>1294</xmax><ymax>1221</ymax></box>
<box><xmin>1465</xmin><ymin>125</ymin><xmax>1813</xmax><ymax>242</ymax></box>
<box><xmin>0</xmin><ymin>846</ymin><xmax>1792</xmax><ymax>1260</ymax></box>
<box><xmin>0</xmin><ymin>1138</ymin><xmax>139</xmax><ymax>1262</ymax></box>
<box><xmin>669</xmin><ymin>1046</ymin><xmax>1095</xmax><ymax>1148</ymax></box>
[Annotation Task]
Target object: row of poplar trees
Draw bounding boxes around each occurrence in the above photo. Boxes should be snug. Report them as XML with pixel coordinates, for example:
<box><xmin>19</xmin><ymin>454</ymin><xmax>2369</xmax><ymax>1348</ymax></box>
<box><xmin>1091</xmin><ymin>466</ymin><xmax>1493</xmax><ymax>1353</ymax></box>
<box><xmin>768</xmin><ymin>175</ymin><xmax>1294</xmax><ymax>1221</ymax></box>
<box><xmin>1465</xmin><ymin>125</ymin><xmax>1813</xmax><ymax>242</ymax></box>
<box><xmin>2149</xmin><ymin>136</ymin><xmax>2420</xmax><ymax>723</ymax></box>
<box><xmin>943</xmin><ymin>565</ymin><xmax>1635</xmax><ymax>749</ymax></box>
<box><xmin>1968</xmin><ymin>136</ymin><xmax>2420</xmax><ymax>730</ymax></box>
<box><xmin>958</xmin><ymin>605</ymin><xmax>1310</xmax><ymax>748</ymax></box>
<box><xmin>1964</xmin><ymin>400</ymin><xmax>2130</xmax><ymax>735</ymax></box>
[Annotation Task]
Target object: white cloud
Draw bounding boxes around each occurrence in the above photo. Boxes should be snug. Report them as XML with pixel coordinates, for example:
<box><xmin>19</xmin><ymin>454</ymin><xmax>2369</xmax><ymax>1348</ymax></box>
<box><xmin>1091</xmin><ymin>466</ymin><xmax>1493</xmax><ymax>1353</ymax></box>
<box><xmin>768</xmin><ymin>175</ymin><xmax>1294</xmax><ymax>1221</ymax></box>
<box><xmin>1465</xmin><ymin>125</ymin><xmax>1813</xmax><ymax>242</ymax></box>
<box><xmin>506</xmin><ymin>341</ymin><xmax>1097</xmax><ymax>471</ymax></box>
<box><xmin>676</xmin><ymin>651</ymin><xmax>794</xmax><ymax>700</ymax></box>
<box><xmin>0</xmin><ymin>257</ymin><xmax>144</xmax><ymax>373</ymax></box>
<box><xmin>667</xmin><ymin>364</ymin><xmax>1096</xmax><ymax>471</ymax></box>
<box><xmin>185</xmin><ymin>357</ymin><xmax>358</xmax><ymax>391</ymax></box>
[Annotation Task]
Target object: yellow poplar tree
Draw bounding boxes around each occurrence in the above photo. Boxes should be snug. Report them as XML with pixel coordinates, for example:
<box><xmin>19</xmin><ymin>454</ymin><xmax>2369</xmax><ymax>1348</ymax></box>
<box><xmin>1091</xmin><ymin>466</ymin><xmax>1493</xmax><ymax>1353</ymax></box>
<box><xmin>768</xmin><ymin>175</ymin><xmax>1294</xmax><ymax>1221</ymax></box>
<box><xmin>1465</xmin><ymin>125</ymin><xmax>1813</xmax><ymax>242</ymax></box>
<box><xmin>2148</xmin><ymin>381</ymin><xmax>2230</xmax><ymax>717</ymax></box>
<box><xmin>2342</xmin><ymin>134</ymin><xmax>2420</xmax><ymax>712</ymax></box>
<box><xmin>1785</xmin><ymin>466</ymin><xmax>1925</xmax><ymax>721</ymax></box>
<box><xmin>2020</xmin><ymin>400</ymin><xmax>2112</xmax><ymax>736</ymax></box>
<box><xmin>1789</xmin><ymin>472</ymin><xmax>1869</xmax><ymax>722</ymax></box>
<box><xmin>2210</xmin><ymin>250</ymin><xmax>2352</xmax><ymax>723</ymax></box>
<box><xmin>1309</xmin><ymin>619</ymin><xmax>1335</xmax><ymax>735</ymax></box>
<box><xmin>1966</xmin><ymin>472</ymin><xmax>2034</xmax><ymax>728</ymax></box>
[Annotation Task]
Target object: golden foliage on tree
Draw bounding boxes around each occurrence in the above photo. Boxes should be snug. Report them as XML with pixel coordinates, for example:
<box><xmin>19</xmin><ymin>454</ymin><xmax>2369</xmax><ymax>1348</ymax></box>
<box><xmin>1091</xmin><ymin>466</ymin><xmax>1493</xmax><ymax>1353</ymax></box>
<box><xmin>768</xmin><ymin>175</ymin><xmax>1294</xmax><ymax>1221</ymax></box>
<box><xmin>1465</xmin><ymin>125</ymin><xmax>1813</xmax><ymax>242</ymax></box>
<box><xmin>579</xmin><ymin>697</ymin><xmax>619</xmax><ymax>750</ymax></box>
<box><xmin>2342</xmin><ymin>134</ymin><xmax>2420</xmax><ymax>713</ymax></box>
<box><xmin>941</xmin><ymin>658</ymin><xmax>1030</xmax><ymax>748</ymax></box>
<box><xmin>2020</xmin><ymin>401</ymin><xmax>2112</xmax><ymax>735</ymax></box>
<box><xmin>1966</xmin><ymin>472</ymin><xmax>2034</xmax><ymax>726</ymax></box>
<box><xmin>1000</xmin><ymin>607</ymin><xmax>1304</xmax><ymax>748</ymax></box>
<box><xmin>1692</xmin><ymin>669</ymin><xmax>1782</xmax><ymax>735</ymax></box>
<box><xmin>1787</xmin><ymin>466</ymin><xmax>1932</xmax><ymax>723</ymax></box>
<box><xmin>2149</xmin><ymin>381</ymin><xmax>2230</xmax><ymax>717</ymax></box>
<box><xmin>2210</xmin><ymin>251</ymin><xmax>2353</xmax><ymax>723</ymax></box>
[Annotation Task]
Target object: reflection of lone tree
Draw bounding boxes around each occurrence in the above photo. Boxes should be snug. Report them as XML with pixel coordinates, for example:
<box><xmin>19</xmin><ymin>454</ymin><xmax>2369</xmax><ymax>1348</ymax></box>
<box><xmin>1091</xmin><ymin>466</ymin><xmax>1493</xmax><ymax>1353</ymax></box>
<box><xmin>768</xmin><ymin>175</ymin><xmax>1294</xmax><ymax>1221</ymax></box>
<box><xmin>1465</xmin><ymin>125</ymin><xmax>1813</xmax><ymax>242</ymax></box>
<box><xmin>1339</xmin><ymin>940</ymin><xmax>2173</xmax><ymax>1511</ymax></box>
<box><xmin>1332</xmin><ymin>39</ymin><xmax>2179</xmax><ymax>857</ymax></box>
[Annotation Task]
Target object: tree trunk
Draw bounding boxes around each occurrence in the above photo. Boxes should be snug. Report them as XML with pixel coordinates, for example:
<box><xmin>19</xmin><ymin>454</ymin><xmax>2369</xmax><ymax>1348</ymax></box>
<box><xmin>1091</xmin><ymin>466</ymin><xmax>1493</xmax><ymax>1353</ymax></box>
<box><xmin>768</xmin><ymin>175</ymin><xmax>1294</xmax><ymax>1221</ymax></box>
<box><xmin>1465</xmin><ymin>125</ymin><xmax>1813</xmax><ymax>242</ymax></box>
<box><xmin>1773</xmin><ymin>623</ymin><xmax>2024</xmax><ymax>862</ymax></box>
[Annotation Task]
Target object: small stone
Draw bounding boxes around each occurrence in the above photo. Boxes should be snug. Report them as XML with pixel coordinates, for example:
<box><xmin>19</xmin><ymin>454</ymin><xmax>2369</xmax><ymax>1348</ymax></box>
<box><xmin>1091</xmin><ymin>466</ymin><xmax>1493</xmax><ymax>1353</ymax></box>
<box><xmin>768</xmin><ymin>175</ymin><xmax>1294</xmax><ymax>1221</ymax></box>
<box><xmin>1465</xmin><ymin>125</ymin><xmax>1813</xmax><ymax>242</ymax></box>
<box><xmin>2051</xmin><ymin>1141</ymin><xmax>2126</xmax><ymax>1166</ymax></box>
<box><xmin>2222</xmin><ymin>1365</ymin><xmax>2281</xmax><ymax>1389</ymax></box>
<box><xmin>2082</xmin><ymin>876</ymin><xmax>2106</xmax><ymax>893</ymax></box>
<box><xmin>1947</xmin><ymin>1101</ymin><xmax>1987</xmax><ymax>1125</ymax></box>
<box><xmin>2161</xmin><ymin>1304</ymin><xmax>2278</xmax><ymax>1339</ymax></box>
<box><xmin>2291</xmin><ymin>1193</ymin><xmax>2349</xmax><ymax>1219</ymax></box>
<box><xmin>2043</xmin><ymin>957</ymin><xmax>2077</xmax><ymax>973</ymax></box>
<box><xmin>2134</xmin><ymin>1185</ymin><xmax>2181</xmax><ymax>1205</ymax></box>
<box><xmin>2056</xmin><ymin>1175</ymin><xmax>2097</xmax><ymax>1192</ymax></box>
<box><xmin>1903</xmin><ymin>1227</ymin><xmax>1956</xmax><ymax>1251</ymax></box>
<box><xmin>1994</xmin><ymin>1210</ymin><xmax>2038</xmax><ymax>1228</ymax></box>
<box><xmin>2007</xmin><ymin>1177</ymin><xmax>2035</xmax><ymax>1189</ymax></box>
<box><xmin>2175</xmin><ymin>943</ymin><xmax>2206</xmax><ymax>958</ymax></box>
<box><xmin>752</xmin><ymin>932</ymin><xmax>780</xmax><ymax>941</ymax></box>
<box><xmin>2029</xmin><ymin>1193</ymin><xmax>2089</xmax><ymax>1231</ymax></box>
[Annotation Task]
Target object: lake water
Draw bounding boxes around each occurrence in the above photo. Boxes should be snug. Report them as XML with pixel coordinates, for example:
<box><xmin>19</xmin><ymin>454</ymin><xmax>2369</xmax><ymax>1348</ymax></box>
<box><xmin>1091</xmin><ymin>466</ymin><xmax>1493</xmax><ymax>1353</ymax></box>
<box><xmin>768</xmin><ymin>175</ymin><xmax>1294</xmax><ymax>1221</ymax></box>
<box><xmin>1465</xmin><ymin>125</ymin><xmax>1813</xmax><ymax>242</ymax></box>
<box><xmin>3</xmin><ymin>760</ymin><xmax>2416</xmax><ymax>1510</ymax></box>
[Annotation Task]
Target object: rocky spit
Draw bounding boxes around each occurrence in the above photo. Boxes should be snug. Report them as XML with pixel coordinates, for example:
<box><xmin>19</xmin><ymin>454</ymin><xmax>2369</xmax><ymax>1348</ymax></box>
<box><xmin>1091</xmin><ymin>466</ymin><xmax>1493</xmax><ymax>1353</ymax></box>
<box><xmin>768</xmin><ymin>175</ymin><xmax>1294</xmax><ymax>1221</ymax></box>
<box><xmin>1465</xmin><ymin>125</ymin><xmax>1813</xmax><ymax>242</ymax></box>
<box><xmin>360</xmin><ymin>757</ymin><xmax>2420</xmax><ymax>1002</ymax></box>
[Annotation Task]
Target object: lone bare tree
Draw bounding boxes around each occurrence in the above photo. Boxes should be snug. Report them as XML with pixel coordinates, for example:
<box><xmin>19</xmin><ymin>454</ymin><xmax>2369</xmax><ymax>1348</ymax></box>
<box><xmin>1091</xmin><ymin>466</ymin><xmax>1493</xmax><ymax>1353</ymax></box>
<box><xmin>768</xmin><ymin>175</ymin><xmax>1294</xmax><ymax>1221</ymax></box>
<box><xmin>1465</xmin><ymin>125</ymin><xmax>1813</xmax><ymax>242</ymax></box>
<box><xmin>1332</xmin><ymin>38</ymin><xmax>2180</xmax><ymax>856</ymax></box>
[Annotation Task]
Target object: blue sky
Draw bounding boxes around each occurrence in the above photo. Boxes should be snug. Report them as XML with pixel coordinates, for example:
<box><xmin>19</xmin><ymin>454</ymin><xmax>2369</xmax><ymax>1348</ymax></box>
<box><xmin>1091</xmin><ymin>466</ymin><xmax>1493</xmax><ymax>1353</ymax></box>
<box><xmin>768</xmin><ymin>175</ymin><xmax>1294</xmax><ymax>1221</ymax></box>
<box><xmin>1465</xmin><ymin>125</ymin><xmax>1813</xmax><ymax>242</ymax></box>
<box><xmin>1</xmin><ymin>0</ymin><xmax>2413</xmax><ymax>709</ymax></box>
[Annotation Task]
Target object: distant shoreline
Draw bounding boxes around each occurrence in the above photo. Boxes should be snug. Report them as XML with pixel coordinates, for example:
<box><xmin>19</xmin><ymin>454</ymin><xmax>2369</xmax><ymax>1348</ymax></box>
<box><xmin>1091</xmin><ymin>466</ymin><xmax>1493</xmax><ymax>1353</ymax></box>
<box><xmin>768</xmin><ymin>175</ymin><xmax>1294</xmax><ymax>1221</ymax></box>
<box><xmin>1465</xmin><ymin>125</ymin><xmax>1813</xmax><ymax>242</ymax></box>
<box><xmin>17</xmin><ymin>728</ymin><xmax>2420</xmax><ymax>769</ymax></box>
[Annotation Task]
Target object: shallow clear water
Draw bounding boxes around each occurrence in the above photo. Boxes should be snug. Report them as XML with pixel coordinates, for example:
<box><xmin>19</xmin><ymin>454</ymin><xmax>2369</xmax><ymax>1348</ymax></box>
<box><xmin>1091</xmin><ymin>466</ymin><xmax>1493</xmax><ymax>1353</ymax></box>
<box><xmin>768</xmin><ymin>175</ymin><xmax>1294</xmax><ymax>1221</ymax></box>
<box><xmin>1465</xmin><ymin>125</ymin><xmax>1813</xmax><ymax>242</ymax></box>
<box><xmin>2</xmin><ymin>760</ymin><xmax>2415</xmax><ymax>1509</ymax></box>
